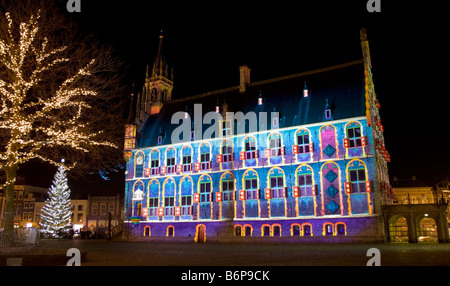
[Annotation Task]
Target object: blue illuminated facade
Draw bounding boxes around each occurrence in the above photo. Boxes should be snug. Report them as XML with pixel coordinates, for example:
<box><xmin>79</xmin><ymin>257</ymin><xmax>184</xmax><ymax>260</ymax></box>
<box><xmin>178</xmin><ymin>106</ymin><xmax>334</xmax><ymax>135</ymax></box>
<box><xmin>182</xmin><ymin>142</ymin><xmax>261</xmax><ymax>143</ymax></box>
<box><xmin>123</xmin><ymin>29</ymin><xmax>391</xmax><ymax>242</ymax></box>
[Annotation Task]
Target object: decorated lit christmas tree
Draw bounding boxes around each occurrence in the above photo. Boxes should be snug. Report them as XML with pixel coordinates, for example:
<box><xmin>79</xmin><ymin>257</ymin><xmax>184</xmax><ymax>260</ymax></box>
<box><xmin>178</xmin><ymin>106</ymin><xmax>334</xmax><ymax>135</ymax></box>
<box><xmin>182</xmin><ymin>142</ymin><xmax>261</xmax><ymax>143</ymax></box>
<box><xmin>40</xmin><ymin>160</ymin><xmax>72</xmax><ymax>238</ymax></box>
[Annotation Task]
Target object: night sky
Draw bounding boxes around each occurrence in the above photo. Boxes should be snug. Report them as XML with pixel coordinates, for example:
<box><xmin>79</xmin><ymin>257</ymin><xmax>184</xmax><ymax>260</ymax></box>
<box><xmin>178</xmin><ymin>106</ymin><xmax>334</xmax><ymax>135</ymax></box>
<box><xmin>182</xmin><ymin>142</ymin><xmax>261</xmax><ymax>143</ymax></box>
<box><xmin>18</xmin><ymin>1</ymin><xmax>448</xmax><ymax>196</ymax></box>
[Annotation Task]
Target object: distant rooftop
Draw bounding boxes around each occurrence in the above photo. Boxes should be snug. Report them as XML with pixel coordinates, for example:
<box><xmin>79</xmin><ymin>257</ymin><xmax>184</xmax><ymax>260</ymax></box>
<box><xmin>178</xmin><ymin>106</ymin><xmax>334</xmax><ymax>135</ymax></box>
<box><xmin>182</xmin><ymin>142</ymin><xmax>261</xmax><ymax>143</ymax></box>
<box><xmin>392</xmin><ymin>176</ymin><xmax>430</xmax><ymax>188</ymax></box>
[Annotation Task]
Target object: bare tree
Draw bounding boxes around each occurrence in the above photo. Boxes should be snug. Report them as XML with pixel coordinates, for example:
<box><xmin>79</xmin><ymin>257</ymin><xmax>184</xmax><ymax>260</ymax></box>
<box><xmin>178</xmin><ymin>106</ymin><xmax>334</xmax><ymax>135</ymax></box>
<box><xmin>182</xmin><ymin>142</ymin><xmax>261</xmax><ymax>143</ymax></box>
<box><xmin>0</xmin><ymin>1</ymin><xmax>127</xmax><ymax>245</ymax></box>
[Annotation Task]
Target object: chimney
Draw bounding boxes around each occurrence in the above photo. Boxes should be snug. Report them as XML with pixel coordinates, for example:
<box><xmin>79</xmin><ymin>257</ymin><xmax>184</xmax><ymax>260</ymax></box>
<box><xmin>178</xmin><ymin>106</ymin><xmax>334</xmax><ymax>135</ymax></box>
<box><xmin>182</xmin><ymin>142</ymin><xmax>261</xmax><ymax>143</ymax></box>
<box><xmin>239</xmin><ymin>65</ymin><xmax>251</xmax><ymax>94</ymax></box>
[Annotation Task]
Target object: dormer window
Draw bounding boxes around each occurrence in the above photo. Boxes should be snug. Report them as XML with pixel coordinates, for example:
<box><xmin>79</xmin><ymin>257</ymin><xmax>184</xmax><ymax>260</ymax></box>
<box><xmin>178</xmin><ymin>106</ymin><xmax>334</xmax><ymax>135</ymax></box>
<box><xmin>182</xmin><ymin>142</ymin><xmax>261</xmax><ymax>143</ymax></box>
<box><xmin>272</xmin><ymin>117</ymin><xmax>278</xmax><ymax>128</ymax></box>
<box><xmin>258</xmin><ymin>97</ymin><xmax>263</xmax><ymax>105</ymax></box>
<box><xmin>324</xmin><ymin>98</ymin><xmax>333</xmax><ymax>120</ymax></box>
<box><xmin>157</xmin><ymin>136</ymin><xmax>162</xmax><ymax>145</ymax></box>
<box><xmin>216</xmin><ymin>105</ymin><xmax>220</xmax><ymax>113</ymax></box>
<box><xmin>303</xmin><ymin>81</ymin><xmax>309</xmax><ymax>98</ymax></box>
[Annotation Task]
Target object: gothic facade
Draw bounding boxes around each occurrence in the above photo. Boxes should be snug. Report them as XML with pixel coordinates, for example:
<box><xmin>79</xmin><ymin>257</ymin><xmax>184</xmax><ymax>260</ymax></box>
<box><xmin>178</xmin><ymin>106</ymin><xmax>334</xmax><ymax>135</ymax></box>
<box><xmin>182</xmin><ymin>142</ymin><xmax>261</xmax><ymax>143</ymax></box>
<box><xmin>123</xmin><ymin>29</ymin><xmax>391</xmax><ymax>242</ymax></box>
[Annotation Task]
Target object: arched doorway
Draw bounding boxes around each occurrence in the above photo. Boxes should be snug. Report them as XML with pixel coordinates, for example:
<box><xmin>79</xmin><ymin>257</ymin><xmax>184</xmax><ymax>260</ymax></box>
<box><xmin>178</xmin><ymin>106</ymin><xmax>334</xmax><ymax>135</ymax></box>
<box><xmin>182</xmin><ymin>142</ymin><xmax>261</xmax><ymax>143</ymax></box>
<box><xmin>389</xmin><ymin>216</ymin><xmax>408</xmax><ymax>243</ymax></box>
<box><xmin>196</xmin><ymin>224</ymin><xmax>206</xmax><ymax>243</ymax></box>
<box><xmin>417</xmin><ymin>216</ymin><xmax>438</xmax><ymax>243</ymax></box>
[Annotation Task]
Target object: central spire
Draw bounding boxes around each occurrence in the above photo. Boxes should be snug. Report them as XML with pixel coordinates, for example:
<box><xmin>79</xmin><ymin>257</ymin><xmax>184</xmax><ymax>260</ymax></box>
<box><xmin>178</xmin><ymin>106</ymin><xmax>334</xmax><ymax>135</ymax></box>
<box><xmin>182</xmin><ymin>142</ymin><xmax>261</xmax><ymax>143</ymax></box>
<box><xmin>151</xmin><ymin>29</ymin><xmax>170</xmax><ymax>79</ymax></box>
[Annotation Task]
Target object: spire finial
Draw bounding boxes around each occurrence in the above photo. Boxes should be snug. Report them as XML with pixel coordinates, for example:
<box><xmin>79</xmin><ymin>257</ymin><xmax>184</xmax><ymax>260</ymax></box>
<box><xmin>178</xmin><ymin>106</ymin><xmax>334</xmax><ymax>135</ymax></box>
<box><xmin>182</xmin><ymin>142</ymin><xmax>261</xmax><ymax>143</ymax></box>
<box><xmin>152</xmin><ymin>30</ymin><xmax>165</xmax><ymax>77</ymax></box>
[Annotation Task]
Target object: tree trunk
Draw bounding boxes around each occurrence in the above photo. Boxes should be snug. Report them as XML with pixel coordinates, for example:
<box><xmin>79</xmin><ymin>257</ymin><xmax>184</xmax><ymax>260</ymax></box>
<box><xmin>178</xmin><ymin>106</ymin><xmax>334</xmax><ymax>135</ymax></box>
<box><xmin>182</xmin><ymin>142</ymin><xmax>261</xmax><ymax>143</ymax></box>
<box><xmin>2</xmin><ymin>165</ymin><xmax>18</xmax><ymax>246</ymax></box>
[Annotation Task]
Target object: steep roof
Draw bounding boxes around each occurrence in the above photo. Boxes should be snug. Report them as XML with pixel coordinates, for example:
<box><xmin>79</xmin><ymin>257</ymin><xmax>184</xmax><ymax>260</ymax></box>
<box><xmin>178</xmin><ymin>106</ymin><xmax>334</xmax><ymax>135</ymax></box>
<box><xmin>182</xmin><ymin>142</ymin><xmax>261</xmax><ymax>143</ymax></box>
<box><xmin>136</xmin><ymin>60</ymin><xmax>366</xmax><ymax>148</ymax></box>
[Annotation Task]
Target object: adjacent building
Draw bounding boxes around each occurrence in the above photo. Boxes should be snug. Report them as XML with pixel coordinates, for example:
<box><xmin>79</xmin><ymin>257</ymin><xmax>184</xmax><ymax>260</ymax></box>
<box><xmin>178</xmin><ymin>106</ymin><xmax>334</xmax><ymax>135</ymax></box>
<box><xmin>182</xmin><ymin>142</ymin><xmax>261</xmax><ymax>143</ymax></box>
<box><xmin>0</xmin><ymin>179</ymin><xmax>48</xmax><ymax>228</ymax></box>
<box><xmin>0</xmin><ymin>179</ymin><xmax>123</xmax><ymax>237</ymax></box>
<box><xmin>390</xmin><ymin>176</ymin><xmax>435</xmax><ymax>205</ymax></box>
<box><xmin>86</xmin><ymin>194</ymin><xmax>122</xmax><ymax>231</ymax></box>
<box><xmin>71</xmin><ymin>199</ymin><xmax>88</xmax><ymax>233</ymax></box>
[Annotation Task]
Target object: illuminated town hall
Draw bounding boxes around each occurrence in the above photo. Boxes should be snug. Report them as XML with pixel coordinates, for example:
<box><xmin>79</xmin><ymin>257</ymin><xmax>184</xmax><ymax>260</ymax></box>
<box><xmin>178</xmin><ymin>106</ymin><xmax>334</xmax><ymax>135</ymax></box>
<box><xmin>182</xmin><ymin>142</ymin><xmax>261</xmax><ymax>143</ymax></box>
<box><xmin>122</xmin><ymin>29</ymin><xmax>392</xmax><ymax>242</ymax></box>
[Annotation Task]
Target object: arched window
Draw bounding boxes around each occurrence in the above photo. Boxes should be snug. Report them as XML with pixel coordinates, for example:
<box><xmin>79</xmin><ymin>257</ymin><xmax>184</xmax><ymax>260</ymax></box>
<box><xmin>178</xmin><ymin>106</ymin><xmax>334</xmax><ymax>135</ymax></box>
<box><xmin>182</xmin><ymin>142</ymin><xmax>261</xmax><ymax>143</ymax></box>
<box><xmin>336</xmin><ymin>223</ymin><xmax>346</xmax><ymax>236</ymax></box>
<box><xmin>132</xmin><ymin>181</ymin><xmax>145</xmax><ymax>201</ymax></box>
<box><xmin>291</xmin><ymin>224</ymin><xmax>301</xmax><ymax>236</ymax></box>
<box><xmin>321</xmin><ymin>162</ymin><xmax>341</xmax><ymax>215</ymax></box>
<box><xmin>244</xmin><ymin>225</ymin><xmax>252</xmax><ymax>237</ymax></box>
<box><xmin>198</xmin><ymin>142</ymin><xmax>211</xmax><ymax>171</ymax></box>
<box><xmin>163</xmin><ymin>178</ymin><xmax>176</xmax><ymax>216</ymax></box>
<box><xmin>220</xmin><ymin>139</ymin><xmax>234</xmax><ymax>163</ymax></box>
<box><xmin>148</xmin><ymin>179</ymin><xmax>160</xmax><ymax>216</ymax></box>
<box><xmin>181</xmin><ymin>145</ymin><xmax>193</xmax><ymax>172</ymax></box>
<box><xmin>273</xmin><ymin>224</ymin><xmax>281</xmax><ymax>237</ymax></box>
<box><xmin>143</xmin><ymin>226</ymin><xmax>151</xmax><ymax>237</ymax></box>
<box><xmin>303</xmin><ymin>224</ymin><xmax>312</xmax><ymax>236</ymax></box>
<box><xmin>150</xmin><ymin>149</ymin><xmax>160</xmax><ymax>176</ymax></box>
<box><xmin>165</xmin><ymin>147</ymin><xmax>176</xmax><ymax>175</ymax></box>
<box><xmin>235</xmin><ymin>225</ymin><xmax>242</xmax><ymax>236</ymax></box>
<box><xmin>347</xmin><ymin>160</ymin><xmax>368</xmax><ymax>193</ymax></box>
<box><xmin>268</xmin><ymin>167</ymin><xmax>285</xmax><ymax>199</ymax></box>
<box><xmin>320</xmin><ymin>125</ymin><xmax>337</xmax><ymax>159</ymax></box>
<box><xmin>262</xmin><ymin>225</ymin><xmax>271</xmax><ymax>237</ymax></box>
<box><xmin>180</xmin><ymin>176</ymin><xmax>193</xmax><ymax>216</ymax></box>
<box><xmin>199</xmin><ymin>174</ymin><xmax>212</xmax><ymax>203</ymax></box>
<box><xmin>243</xmin><ymin>136</ymin><xmax>257</xmax><ymax>159</ymax></box>
<box><xmin>296</xmin><ymin>165</ymin><xmax>314</xmax><ymax>197</ymax></box>
<box><xmin>295</xmin><ymin>129</ymin><xmax>312</xmax><ymax>154</ymax></box>
<box><xmin>243</xmin><ymin>169</ymin><xmax>259</xmax><ymax>200</ymax></box>
<box><xmin>324</xmin><ymin>223</ymin><xmax>334</xmax><ymax>236</ymax></box>
<box><xmin>220</xmin><ymin>172</ymin><xmax>235</xmax><ymax>202</ymax></box>
<box><xmin>268</xmin><ymin>132</ymin><xmax>283</xmax><ymax>157</ymax></box>
<box><xmin>151</xmin><ymin>88</ymin><xmax>157</xmax><ymax>102</ymax></box>
<box><xmin>137</xmin><ymin>203</ymin><xmax>142</xmax><ymax>216</ymax></box>
<box><xmin>345</xmin><ymin>122</ymin><xmax>363</xmax><ymax>148</ymax></box>
<box><xmin>167</xmin><ymin>226</ymin><xmax>174</xmax><ymax>237</ymax></box>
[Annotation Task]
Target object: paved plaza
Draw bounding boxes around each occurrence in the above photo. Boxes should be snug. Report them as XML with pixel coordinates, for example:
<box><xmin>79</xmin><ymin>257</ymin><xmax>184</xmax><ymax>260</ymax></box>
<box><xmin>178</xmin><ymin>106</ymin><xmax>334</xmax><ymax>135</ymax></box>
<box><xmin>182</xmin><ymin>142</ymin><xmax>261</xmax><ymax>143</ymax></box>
<box><xmin>28</xmin><ymin>239</ymin><xmax>450</xmax><ymax>266</ymax></box>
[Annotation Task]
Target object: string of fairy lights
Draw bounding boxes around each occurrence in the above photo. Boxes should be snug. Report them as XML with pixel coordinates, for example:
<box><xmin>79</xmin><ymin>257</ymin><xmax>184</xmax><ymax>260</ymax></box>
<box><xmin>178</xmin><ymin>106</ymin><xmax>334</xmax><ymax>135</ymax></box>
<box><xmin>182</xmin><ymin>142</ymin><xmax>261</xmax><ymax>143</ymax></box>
<box><xmin>0</xmin><ymin>10</ymin><xmax>117</xmax><ymax>188</ymax></box>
